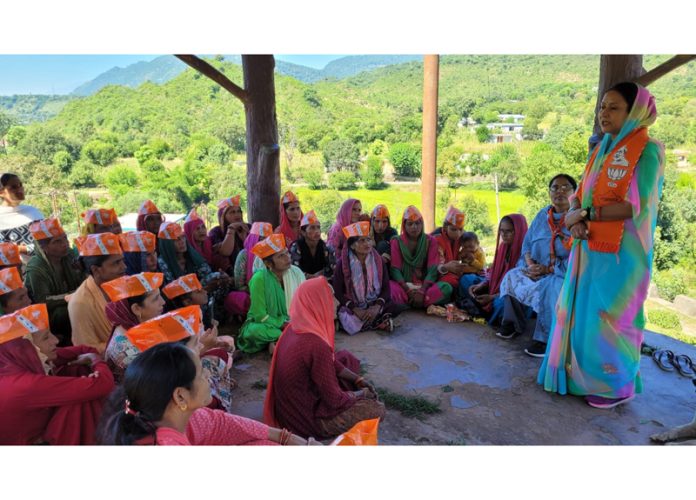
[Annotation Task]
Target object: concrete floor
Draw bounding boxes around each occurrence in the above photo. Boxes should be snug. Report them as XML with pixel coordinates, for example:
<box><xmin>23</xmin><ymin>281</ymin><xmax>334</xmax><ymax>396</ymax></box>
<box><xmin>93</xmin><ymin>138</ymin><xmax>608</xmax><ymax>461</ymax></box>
<box><xmin>230</xmin><ymin>311</ymin><xmax>696</xmax><ymax>445</ymax></box>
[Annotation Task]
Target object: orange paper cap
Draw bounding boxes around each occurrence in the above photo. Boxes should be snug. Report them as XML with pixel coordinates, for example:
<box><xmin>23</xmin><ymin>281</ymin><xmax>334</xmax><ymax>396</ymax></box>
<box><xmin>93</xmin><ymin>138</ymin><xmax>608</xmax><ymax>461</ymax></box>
<box><xmin>29</xmin><ymin>217</ymin><xmax>65</xmax><ymax>241</ymax></box>
<box><xmin>301</xmin><ymin>210</ymin><xmax>319</xmax><ymax>227</ymax></box>
<box><xmin>444</xmin><ymin>206</ymin><xmax>466</xmax><ymax>229</ymax></box>
<box><xmin>250</xmin><ymin>222</ymin><xmax>273</xmax><ymax>238</ymax></box>
<box><xmin>281</xmin><ymin>191</ymin><xmax>298</xmax><ymax>204</ymax></box>
<box><xmin>403</xmin><ymin>206</ymin><xmax>422</xmax><ymax>222</ymax></box>
<box><xmin>184</xmin><ymin>209</ymin><xmax>201</xmax><ymax>223</ymax></box>
<box><xmin>371</xmin><ymin>204</ymin><xmax>390</xmax><ymax>220</ymax></box>
<box><xmin>251</xmin><ymin>233</ymin><xmax>286</xmax><ymax>260</ymax></box>
<box><xmin>81</xmin><ymin>208</ymin><xmax>118</xmax><ymax>226</ymax></box>
<box><xmin>0</xmin><ymin>304</ymin><xmax>50</xmax><ymax>345</ymax></box>
<box><xmin>138</xmin><ymin>200</ymin><xmax>160</xmax><ymax>216</ymax></box>
<box><xmin>75</xmin><ymin>233</ymin><xmax>122</xmax><ymax>257</ymax></box>
<box><xmin>162</xmin><ymin>273</ymin><xmax>203</xmax><ymax>300</ymax></box>
<box><xmin>342</xmin><ymin>221</ymin><xmax>371</xmax><ymax>239</ymax></box>
<box><xmin>119</xmin><ymin>231</ymin><xmax>156</xmax><ymax>253</ymax></box>
<box><xmin>125</xmin><ymin>305</ymin><xmax>202</xmax><ymax>352</ymax></box>
<box><xmin>216</xmin><ymin>195</ymin><xmax>241</xmax><ymax>209</ymax></box>
<box><xmin>0</xmin><ymin>242</ymin><xmax>21</xmax><ymax>267</ymax></box>
<box><xmin>158</xmin><ymin>222</ymin><xmax>184</xmax><ymax>240</ymax></box>
<box><xmin>101</xmin><ymin>272</ymin><xmax>164</xmax><ymax>302</ymax></box>
<box><xmin>0</xmin><ymin>267</ymin><xmax>23</xmax><ymax>296</ymax></box>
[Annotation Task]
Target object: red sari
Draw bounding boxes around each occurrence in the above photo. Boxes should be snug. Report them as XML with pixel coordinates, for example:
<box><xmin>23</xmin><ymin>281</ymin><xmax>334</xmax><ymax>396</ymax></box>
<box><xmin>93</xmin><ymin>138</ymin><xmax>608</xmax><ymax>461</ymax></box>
<box><xmin>0</xmin><ymin>339</ymin><xmax>115</xmax><ymax>445</ymax></box>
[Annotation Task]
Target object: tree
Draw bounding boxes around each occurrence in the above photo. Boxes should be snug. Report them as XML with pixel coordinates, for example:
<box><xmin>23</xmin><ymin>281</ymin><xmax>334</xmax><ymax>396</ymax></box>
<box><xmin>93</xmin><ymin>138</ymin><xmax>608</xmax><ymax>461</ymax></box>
<box><xmin>52</xmin><ymin>150</ymin><xmax>73</xmax><ymax>173</ymax></box>
<box><xmin>68</xmin><ymin>159</ymin><xmax>99</xmax><ymax>188</ymax></box>
<box><xmin>475</xmin><ymin>125</ymin><xmax>491</xmax><ymax>143</ymax></box>
<box><xmin>487</xmin><ymin>144</ymin><xmax>522</xmax><ymax>189</ymax></box>
<box><xmin>81</xmin><ymin>139</ymin><xmax>118</xmax><ymax>167</ymax></box>
<box><xmin>519</xmin><ymin>143</ymin><xmax>567</xmax><ymax>219</ymax></box>
<box><xmin>104</xmin><ymin>164</ymin><xmax>139</xmax><ymax>195</ymax></box>
<box><xmin>0</xmin><ymin>112</ymin><xmax>14</xmax><ymax>144</ymax></box>
<box><xmin>5</xmin><ymin>126</ymin><xmax>26</xmax><ymax>148</ymax></box>
<box><xmin>328</xmin><ymin>171</ymin><xmax>357</xmax><ymax>190</ymax></box>
<box><xmin>322</xmin><ymin>138</ymin><xmax>361</xmax><ymax>173</ymax></box>
<box><xmin>363</xmin><ymin>155</ymin><xmax>386</xmax><ymax>190</ymax></box>
<box><xmin>15</xmin><ymin>126</ymin><xmax>78</xmax><ymax>164</ymax></box>
<box><xmin>460</xmin><ymin>195</ymin><xmax>493</xmax><ymax>237</ymax></box>
<box><xmin>388</xmin><ymin>143</ymin><xmax>421</xmax><ymax>177</ymax></box>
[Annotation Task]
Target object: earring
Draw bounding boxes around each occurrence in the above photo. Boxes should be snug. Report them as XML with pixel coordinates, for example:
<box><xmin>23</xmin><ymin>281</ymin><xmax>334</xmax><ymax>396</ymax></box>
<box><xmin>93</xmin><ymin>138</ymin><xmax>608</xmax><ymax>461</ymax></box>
<box><xmin>179</xmin><ymin>404</ymin><xmax>188</xmax><ymax>412</ymax></box>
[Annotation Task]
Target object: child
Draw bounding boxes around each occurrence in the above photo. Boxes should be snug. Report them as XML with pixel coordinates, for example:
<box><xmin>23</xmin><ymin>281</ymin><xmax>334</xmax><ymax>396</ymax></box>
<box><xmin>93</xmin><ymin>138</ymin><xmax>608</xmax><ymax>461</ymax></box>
<box><xmin>459</xmin><ymin>232</ymin><xmax>486</xmax><ymax>276</ymax></box>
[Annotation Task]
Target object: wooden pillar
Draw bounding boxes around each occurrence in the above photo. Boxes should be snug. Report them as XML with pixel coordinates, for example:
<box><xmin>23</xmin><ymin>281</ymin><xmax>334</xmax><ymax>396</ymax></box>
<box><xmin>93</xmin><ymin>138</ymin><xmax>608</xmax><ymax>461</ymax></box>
<box><xmin>593</xmin><ymin>55</ymin><xmax>644</xmax><ymax>138</ymax></box>
<box><xmin>422</xmin><ymin>55</ymin><xmax>439</xmax><ymax>233</ymax></box>
<box><xmin>242</xmin><ymin>55</ymin><xmax>280</xmax><ymax>226</ymax></box>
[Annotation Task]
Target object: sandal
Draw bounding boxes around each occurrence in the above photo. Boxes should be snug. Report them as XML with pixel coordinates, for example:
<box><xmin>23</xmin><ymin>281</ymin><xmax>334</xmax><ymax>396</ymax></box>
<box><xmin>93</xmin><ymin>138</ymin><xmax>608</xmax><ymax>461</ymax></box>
<box><xmin>671</xmin><ymin>354</ymin><xmax>696</xmax><ymax>378</ymax></box>
<box><xmin>641</xmin><ymin>342</ymin><xmax>658</xmax><ymax>356</ymax></box>
<box><xmin>652</xmin><ymin>349</ymin><xmax>675</xmax><ymax>372</ymax></box>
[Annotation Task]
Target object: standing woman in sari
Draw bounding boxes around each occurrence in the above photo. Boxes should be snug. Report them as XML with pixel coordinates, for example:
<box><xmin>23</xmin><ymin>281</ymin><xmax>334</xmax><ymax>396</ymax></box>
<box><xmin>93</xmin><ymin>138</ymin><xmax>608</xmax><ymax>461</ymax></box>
<box><xmin>326</xmin><ymin>198</ymin><xmax>362</xmax><ymax>255</ymax></box>
<box><xmin>208</xmin><ymin>196</ymin><xmax>251</xmax><ymax>275</ymax></box>
<box><xmin>274</xmin><ymin>191</ymin><xmax>303</xmax><ymax>246</ymax></box>
<box><xmin>289</xmin><ymin>210</ymin><xmax>336</xmax><ymax>281</ymax></box>
<box><xmin>389</xmin><ymin>206</ymin><xmax>453</xmax><ymax>309</ymax></box>
<box><xmin>370</xmin><ymin>204</ymin><xmax>398</xmax><ymax>264</ymax></box>
<box><xmin>458</xmin><ymin>215</ymin><xmax>527</xmax><ymax>325</ymax></box>
<box><xmin>264</xmin><ymin>277</ymin><xmax>385</xmax><ymax>440</ymax></box>
<box><xmin>119</xmin><ymin>231</ymin><xmax>159</xmax><ymax>275</ymax></box>
<box><xmin>333</xmin><ymin>222</ymin><xmax>398</xmax><ymax>334</ymax></box>
<box><xmin>23</xmin><ymin>218</ymin><xmax>85</xmax><ymax>343</ymax></box>
<box><xmin>0</xmin><ymin>304</ymin><xmax>115</xmax><ymax>445</ymax></box>
<box><xmin>0</xmin><ymin>173</ymin><xmax>44</xmax><ymax>264</ymax></box>
<box><xmin>539</xmin><ymin>83</ymin><xmax>665</xmax><ymax>409</ymax></box>
<box><xmin>237</xmin><ymin>234</ymin><xmax>305</xmax><ymax>354</ymax></box>
<box><xmin>228</xmin><ymin>222</ymin><xmax>274</xmax><ymax>317</ymax></box>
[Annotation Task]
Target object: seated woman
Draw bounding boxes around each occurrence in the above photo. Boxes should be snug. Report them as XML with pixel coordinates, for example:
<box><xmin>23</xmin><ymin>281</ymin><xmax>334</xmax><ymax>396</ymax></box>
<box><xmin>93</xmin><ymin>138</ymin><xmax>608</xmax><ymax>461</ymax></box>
<box><xmin>289</xmin><ymin>210</ymin><xmax>336</xmax><ymax>281</ymax></box>
<box><xmin>264</xmin><ymin>277</ymin><xmax>385</xmax><ymax>440</ymax></box>
<box><xmin>81</xmin><ymin>208</ymin><xmax>122</xmax><ymax>235</ymax></box>
<box><xmin>97</xmin><ymin>340</ymin><xmax>318</xmax><ymax>445</ymax></box>
<box><xmin>0</xmin><ymin>267</ymin><xmax>31</xmax><ymax>314</ymax></box>
<box><xmin>370</xmin><ymin>204</ymin><xmax>398</xmax><ymax>263</ymax></box>
<box><xmin>163</xmin><ymin>273</ymin><xmax>215</xmax><ymax>328</ymax></box>
<box><xmin>0</xmin><ymin>242</ymin><xmax>22</xmax><ymax>271</ymax></box>
<box><xmin>24</xmin><ymin>218</ymin><xmax>85</xmax><ymax>343</ymax></box>
<box><xmin>208</xmin><ymin>196</ymin><xmax>251</xmax><ymax>275</ymax></box>
<box><xmin>435</xmin><ymin>206</ymin><xmax>470</xmax><ymax>296</ymax></box>
<box><xmin>458</xmin><ymin>214</ymin><xmax>528</xmax><ymax>326</ymax></box>
<box><xmin>237</xmin><ymin>234</ymin><xmax>305</xmax><ymax>354</ymax></box>
<box><xmin>228</xmin><ymin>222</ymin><xmax>274</xmax><ymax>318</ymax></box>
<box><xmin>327</xmin><ymin>198</ymin><xmax>362</xmax><ymax>255</ymax></box>
<box><xmin>0</xmin><ymin>172</ymin><xmax>45</xmax><ymax>264</ymax></box>
<box><xmin>274</xmin><ymin>190</ymin><xmax>303</xmax><ymax>246</ymax></box>
<box><xmin>136</xmin><ymin>199</ymin><xmax>164</xmax><ymax>236</ymax></box>
<box><xmin>333</xmin><ymin>222</ymin><xmax>398</xmax><ymax>334</ymax></box>
<box><xmin>69</xmin><ymin>233</ymin><xmax>127</xmax><ymax>352</ymax></box>
<box><xmin>183</xmin><ymin>208</ymin><xmax>214</xmax><ymax>268</ymax></box>
<box><xmin>119</xmin><ymin>231</ymin><xmax>159</xmax><ymax>275</ymax></box>
<box><xmin>0</xmin><ymin>304</ymin><xmax>115</xmax><ymax>445</ymax></box>
<box><xmin>498</xmin><ymin>174</ymin><xmax>576</xmax><ymax>357</ymax></box>
<box><xmin>389</xmin><ymin>206</ymin><xmax>453</xmax><ymax>309</ymax></box>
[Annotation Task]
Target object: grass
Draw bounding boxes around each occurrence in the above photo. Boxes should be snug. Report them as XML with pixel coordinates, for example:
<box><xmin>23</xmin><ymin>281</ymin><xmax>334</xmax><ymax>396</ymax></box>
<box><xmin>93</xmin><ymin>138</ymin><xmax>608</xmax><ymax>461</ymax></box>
<box><xmin>644</xmin><ymin>300</ymin><xmax>696</xmax><ymax>347</ymax></box>
<box><xmin>376</xmin><ymin>387</ymin><xmax>442</xmax><ymax>420</ymax></box>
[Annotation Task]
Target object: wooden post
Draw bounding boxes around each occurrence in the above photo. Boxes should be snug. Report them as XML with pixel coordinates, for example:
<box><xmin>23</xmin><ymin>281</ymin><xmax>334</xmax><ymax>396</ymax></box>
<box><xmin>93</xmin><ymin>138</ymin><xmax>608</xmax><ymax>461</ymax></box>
<box><xmin>243</xmin><ymin>55</ymin><xmax>280</xmax><ymax>227</ymax></box>
<box><xmin>422</xmin><ymin>55</ymin><xmax>439</xmax><ymax>233</ymax></box>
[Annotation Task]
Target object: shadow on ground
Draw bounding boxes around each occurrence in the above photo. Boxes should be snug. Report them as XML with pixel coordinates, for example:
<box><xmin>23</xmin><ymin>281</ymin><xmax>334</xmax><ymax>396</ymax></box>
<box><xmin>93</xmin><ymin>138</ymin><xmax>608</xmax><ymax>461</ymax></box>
<box><xmin>227</xmin><ymin>311</ymin><xmax>696</xmax><ymax>445</ymax></box>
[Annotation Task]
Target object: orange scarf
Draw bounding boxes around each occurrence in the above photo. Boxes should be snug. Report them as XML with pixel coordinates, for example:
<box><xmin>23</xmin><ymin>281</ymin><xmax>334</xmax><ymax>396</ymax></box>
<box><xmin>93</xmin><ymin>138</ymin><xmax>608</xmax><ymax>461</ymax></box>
<box><xmin>578</xmin><ymin>127</ymin><xmax>648</xmax><ymax>253</ymax></box>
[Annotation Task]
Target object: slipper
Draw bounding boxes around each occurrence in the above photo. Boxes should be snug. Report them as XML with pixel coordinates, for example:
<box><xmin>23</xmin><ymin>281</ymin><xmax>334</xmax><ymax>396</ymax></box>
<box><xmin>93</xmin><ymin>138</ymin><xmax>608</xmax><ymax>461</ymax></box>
<box><xmin>641</xmin><ymin>342</ymin><xmax>658</xmax><ymax>356</ymax></box>
<box><xmin>652</xmin><ymin>349</ymin><xmax>675</xmax><ymax>372</ymax></box>
<box><xmin>671</xmin><ymin>354</ymin><xmax>696</xmax><ymax>378</ymax></box>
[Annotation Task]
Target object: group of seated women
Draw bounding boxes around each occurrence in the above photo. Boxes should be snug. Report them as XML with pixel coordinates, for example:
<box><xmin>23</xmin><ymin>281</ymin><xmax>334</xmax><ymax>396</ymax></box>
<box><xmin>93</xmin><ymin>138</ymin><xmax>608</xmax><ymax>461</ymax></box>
<box><xmin>0</xmin><ymin>169</ymin><xmax>578</xmax><ymax>445</ymax></box>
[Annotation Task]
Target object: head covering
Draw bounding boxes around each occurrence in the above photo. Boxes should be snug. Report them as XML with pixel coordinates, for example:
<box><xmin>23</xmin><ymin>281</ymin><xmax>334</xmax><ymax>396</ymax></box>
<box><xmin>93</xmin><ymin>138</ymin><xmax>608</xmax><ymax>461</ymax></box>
<box><xmin>393</xmin><ymin>206</ymin><xmax>429</xmax><ymax>282</ymax></box>
<box><xmin>29</xmin><ymin>218</ymin><xmax>65</xmax><ymax>241</ymax></box>
<box><xmin>100</xmin><ymin>272</ymin><xmax>164</xmax><ymax>302</ymax></box>
<box><xmin>216</xmin><ymin>195</ymin><xmax>241</xmax><ymax>210</ymax></box>
<box><xmin>0</xmin><ymin>304</ymin><xmax>50</xmax><ymax>345</ymax></box>
<box><xmin>138</xmin><ymin>200</ymin><xmax>160</xmax><ymax>216</ymax></box>
<box><xmin>81</xmin><ymin>208</ymin><xmax>118</xmax><ymax>226</ymax></box>
<box><xmin>444</xmin><ymin>206</ymin><xmax>466</xmax><ymax>229</ymax></box>
<box><xmin>162</xmin><ymin>273</ymin><xmax>203</xmax><ymax>300</ymax></box>
<box><xmin>402</xmin><ymin>205</ymin><xmax>422</xmax><ymax>224</ymax></box>
<box><xmin>300</xmin><ymin>210</ymin><xmax>320</xmax><ymax>228</ymax></box>
<box><xmin>263</xmin><ymin>277</ymin><xmax>336</xmax><ymax>427</ymax></box>
<box><xmin>327</xmin><ymin>198</ymin><xmax>360</xmax><ymax>249</ymax></box>
<box><xmin>276</xmin><ymin>191</ymin><xmax>303</xmax><ymax>244</ymax></box>
<box><xmin>371</xmin><ymin>204</ymin><xmax>390</xmax><ymax>220</ymax></box>
<box><xmin>158</xmin><ymin>222</ymin><xmax>184</xmax><ymax>240</ymax></box>
<box><xmin>0</xmin><ymin>267</ymin><xmax>23</xmax><ymax>296</ymax></box>
<box><xmin>119</xmin><ymin>231</ymin><xmax>156</xmax><ymax>253</ymax></box>
<box><xmin>251</xmin><ymin>222</ymin><xmax>273</xmax><ymax>238</ymax></box>
<box><xmin>184</xmin><ymin>209</ymin><xmax>201</xmax><ymax>223</ymax></box>
<box><xmin>75</xmin><ymin>233</ymin><xmax>122</xmax><ymax>257</ymax></box>
<box><xmin>183</xmin><ymin>213</ymin><xmax>213</xmax><ymax>265</ymax></box>
<box><xmin>243</xmin><ymin>222</ymin><xmax>274</xmax><ymax>284</ymax></box>
<box><xmin>105</xmin><ymin>300</ymin><xmax>141</xmax><ymax>331</ymax></box>
<box><xmin>157</xmin><ymin>237</ymin><xmax>208</xmax><ymax>280</ymax></box>
<box><xmin>252</xmin><ymin>234</ymin><xmax>286</xmax><ymax>260</ymax></box>
<box><xmin>124</xmin><ymin>305</ymin><xmax>202</xmax><ymax>352</ymax></box>
<box><xmin>0</xmin><ymin>242</ymin><xmax>21</xmax><ymax>267</ymax></box>
<box><xmin>342</xmin><ymin>221</ymin><xmax>371</xmax><ymax>239</ymax></box>
<box><xmin>487</xmin><ymin>214</ymin><xmax>528</xmax><ymax>296</ymax></box>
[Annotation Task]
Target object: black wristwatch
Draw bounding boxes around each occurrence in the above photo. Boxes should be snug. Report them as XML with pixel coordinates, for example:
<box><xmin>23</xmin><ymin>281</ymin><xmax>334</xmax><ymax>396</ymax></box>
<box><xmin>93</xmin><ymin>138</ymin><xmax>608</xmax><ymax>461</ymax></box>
<box><xmin>583</xmin><ymin>207</ymin><xmax>592</xmax><ymax>221</ymax></box>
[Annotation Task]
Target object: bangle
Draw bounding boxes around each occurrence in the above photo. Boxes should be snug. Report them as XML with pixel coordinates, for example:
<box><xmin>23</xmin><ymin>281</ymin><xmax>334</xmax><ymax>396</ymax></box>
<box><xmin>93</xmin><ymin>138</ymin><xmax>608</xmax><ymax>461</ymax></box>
<box><xmin>279</xmin><ymin>428</ymin><xmax>291</xmax><ymax>446</ymax></box>
<box><xmin>354</xmin><ymin>376</ymin><xmax>364</xmax><ymax>387</ymax></box>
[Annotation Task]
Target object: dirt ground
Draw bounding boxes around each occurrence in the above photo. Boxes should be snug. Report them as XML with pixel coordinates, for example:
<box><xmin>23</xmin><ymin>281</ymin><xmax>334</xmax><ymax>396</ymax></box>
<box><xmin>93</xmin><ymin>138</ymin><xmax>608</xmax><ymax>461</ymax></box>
<box><xmin>224</xmin><ymin>311</ymin><xmax>696</xmax><ymax>445</ymax></box>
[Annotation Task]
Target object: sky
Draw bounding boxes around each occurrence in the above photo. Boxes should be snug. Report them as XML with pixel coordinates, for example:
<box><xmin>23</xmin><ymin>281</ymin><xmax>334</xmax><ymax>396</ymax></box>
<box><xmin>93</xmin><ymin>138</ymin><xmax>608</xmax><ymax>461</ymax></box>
<box><xmin>0</xmin><ymin>54</ymin><xmax>347</xmax><ymax>95</ymax></box>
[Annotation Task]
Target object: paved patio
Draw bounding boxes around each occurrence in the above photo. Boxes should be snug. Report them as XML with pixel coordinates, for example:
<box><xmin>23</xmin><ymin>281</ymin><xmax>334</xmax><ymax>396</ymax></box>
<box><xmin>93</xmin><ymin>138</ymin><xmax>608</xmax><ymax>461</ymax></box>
<box><xmin>230</xmin><ymin>311</ymin><xmax>696</xmax><ymax>445</ymax></box>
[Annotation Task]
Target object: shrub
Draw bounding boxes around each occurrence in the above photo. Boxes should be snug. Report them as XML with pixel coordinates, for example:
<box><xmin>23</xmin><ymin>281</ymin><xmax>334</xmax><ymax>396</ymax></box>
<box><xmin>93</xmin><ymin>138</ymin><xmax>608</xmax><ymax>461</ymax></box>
<box><xmin>648</xmin><ymin>310</ymin><xmax>681</xmax><ymax>331</ymax></box>
<box><xmin>460</xmin><ymin>195</ymin><xmax>493</xmax><ymax>237</ymax></box>
<box><xmin>323</xmin><ymin>138</ymin><xmax>361</xmax><ymax>173</ymax></box>
<box><xmin>475</xmin><ymin>125</ymin><xmax>491</xmax><ymax>143</ymax></box>
<box><xmin>68</xmin><ymin>159</ymin><xmax>99</xmax><ymax>188</ymax></box>
<box><xmin>388</xmin><ymin>143</ymin><xmax>421</xmax><ymax>177</ymax></box>
<box><xmin>81</xmin><ymin>139</ymin><xmax>118</xmax><ymax>167</ymax></box>
<box><xmin>363</xmin><ymin>155</ymin><xmax>385</xmax><ymax>190</ymax></box>
<box><xmin>52</xmin><ymin>150</ymin><xmax>73</xmax><ymax>173</ymax></box>
<box><xmin>654</xmin><ymin>269</ymin><xmax>688</xmax><ymax>302</ymax></box>
<box><xmin>328</xmin><ymin>170</ymin><xmax>357</xmax><ymax>190</ymax></box>
<box><xmin>300</xmin><ymin>165</ymin><xmax>325</xmax><ymax>190</ymax></box>
<box><xmin>104</xmin><ymin>165</ymin><xmax>139</xmax><ymax>195</ymax></box>
<box><xmin>301</xmin><ymin>190</ymin><xmax>344</xmax><ymax>232</ymax></box>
